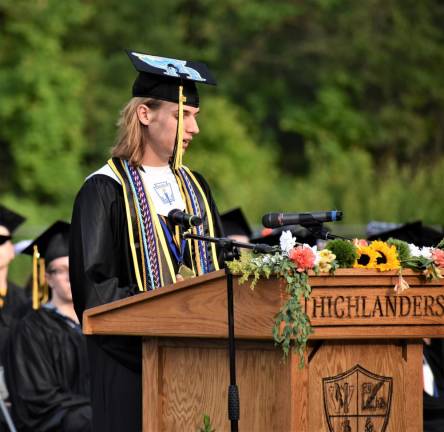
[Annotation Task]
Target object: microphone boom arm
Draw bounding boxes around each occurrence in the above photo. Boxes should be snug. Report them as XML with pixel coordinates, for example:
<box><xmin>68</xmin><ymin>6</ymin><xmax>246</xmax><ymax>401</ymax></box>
<box><xmin>182</xmin><ymin>232</ymin><xmax>277</xmax><ymax>254</ymax></box>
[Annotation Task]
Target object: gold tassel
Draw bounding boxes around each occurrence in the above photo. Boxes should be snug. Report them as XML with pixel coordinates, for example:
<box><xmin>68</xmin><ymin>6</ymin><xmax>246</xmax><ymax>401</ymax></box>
<box><xmin>32</xmin><ymin>247</ymin><xmax>50</xmax><ymax>309</ymax></box>
<box><xmin>39</xmin><ymin>257</ymin><xmax>49</xmax><ymax>305</ymax></box>
<box><xmin>32</xmin><ymin>246</ymin><xmax>40</xmax><ymax>310</ymax></box>
<box><xmin>173</xmin><ymin>85</ymin><xmax>186</xmax><ymax>170</ymax></box>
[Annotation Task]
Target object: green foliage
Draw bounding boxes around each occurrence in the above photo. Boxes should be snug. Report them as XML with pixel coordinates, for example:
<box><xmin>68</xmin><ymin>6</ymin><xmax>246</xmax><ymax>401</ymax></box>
<box><xmin>197</xmin><ymin>414</ymin><xmax>215</xmax><ymax>432</ymax></box>
<box><xmin>0</xmin><ymin>0</ymin><xmax>90</xmax><ymax>205</ymax></box>
<box><xmin>325</xmin><ymin>239</ymin><xmax>358</xmax><ymax>268</ymax></box>
<box><xmin>2</xmin><ymin>0</ymin><xmax>444</xmax><ymax>291</ymax></box>
<box><xmin>186</xmin><ymin>96</ymin><xmax>279</xmax><ymax>219</ymax></box>
<box><xmin>282</xmin><ymin>144</ymin><xmax>444</xmax><ymax>225</ymax></box>
<box><xmin>228</xmin><ymin>253</ymin><xmax>312</xmax><ymax>366</ymax></box>
<box><xmin>386</xmin><ymin>238</ymin><xmax>411</xmax><ymax>262</ymax></box>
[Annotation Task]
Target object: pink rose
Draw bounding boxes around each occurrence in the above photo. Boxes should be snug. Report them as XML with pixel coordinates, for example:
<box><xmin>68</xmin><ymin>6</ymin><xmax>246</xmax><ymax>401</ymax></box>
<box><xmin>353</xmin><ymin>238</ymin><xmax>368</xmax><ymax>247</ymax></box>
<box><xmin>432</xmin><ymin>249</ymin><xmax>444</xmax><ymax>268</ymax></box>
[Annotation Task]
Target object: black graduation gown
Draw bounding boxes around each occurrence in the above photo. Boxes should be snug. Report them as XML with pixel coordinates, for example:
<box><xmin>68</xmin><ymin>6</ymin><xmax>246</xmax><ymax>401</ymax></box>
<box><xmin>0</xmin><ymin>281</ymin><xmax>28</xmax><ymax>363</ymax></box>
<box><xmin>69</xmin><ymin>171</ymin><xmax>223</xmax><ymax>432</ymax></box>
<box><xmin>424</xmin><ymin>340</ymin><xmax>444</xmax><ymax>432</ymax></box>
<box><xmin>3</xmin><ymin>307</ymin><xmax>91</xmax><ymax>432</ymax></box>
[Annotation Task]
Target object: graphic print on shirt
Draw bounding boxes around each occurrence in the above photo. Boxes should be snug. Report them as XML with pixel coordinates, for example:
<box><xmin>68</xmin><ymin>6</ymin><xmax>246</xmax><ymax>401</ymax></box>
<box><xmin>154</xmin><ymin>181</ymin><xmax>175</xmax><ymax>205</ymax></box>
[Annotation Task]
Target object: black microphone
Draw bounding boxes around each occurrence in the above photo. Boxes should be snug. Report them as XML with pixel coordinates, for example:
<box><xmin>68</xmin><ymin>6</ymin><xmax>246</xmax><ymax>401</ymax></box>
<box><xmin>262</xmin><ymin>210</ymin><xmax>343</xmax><ymax>228</ymax></box>
<box><xmin>168</xmin><ymin>209</ymin><xmax>202</xmax><ymax>229</ymax></box>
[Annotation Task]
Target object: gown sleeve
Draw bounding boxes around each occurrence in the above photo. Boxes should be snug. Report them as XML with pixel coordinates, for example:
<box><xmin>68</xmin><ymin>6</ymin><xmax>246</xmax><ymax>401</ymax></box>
<box><xmin>4</xmin><ymin>315</ymin><xmax>91</xmax><ymax>432</ymax></box>
<box><xmin>69</xmin><ymin>175</ymin><xmax>138</xmax><ymax>323</ymax></box>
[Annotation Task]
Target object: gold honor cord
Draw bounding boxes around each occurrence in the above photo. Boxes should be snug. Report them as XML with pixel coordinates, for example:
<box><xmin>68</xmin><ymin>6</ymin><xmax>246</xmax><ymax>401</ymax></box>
<box><xmin>32</xmin><ymin>246</ymin><xmax>40</xmax><ymax>310</ymax></box>
<box><xmin>178</xmin><ymin>185</ymin><xmax>203</xmax><ymax>275</ymax></box>
<box><xmin>181</xmin><ymin>167</ymin><xmax>220</xmax><ymax>271</ymax></box>
<box><xmin>142</xmin><ymin>184</ymin><xmax>177</xmax><ymax>285</ymax></box>
<box><xmin>173</xmin><ymin>86</ymin><xmax>186</xmax><ymax>170</ymax></box>
<box><xmin>173</xmin><ymin>172</ymin><xmax>197</xmax><ymax>276</ymax></box>
<box><xmin>108</xmin><ymin>159</ymin><xmax>144</xmax><ymax>292</ymax></box>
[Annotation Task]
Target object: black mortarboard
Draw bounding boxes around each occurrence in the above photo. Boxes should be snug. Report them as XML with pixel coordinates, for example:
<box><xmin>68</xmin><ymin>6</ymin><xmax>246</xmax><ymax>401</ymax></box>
<box><xmin>367</xmin><ymin>220</ymin><xmax>443</xmax><ymax>248</ymax></box>
<box><xmin>126</xmin><ymin>50</ymin><xmax>217</xmax><ymax>108</ymax></box>
<box><xmin>22</xmin><ymin>221</ymin><xmax>70</xmax><ymax>265</ymax></box>
<box><xmin>0</xmin><ymin>204</ymin><xmax>25</xmax><ymax>234</ymax></box>
<box><xmin>22</xmin><ymin>221</ymin><xmax>70</xmax><ymax>309</ymax></box>
<box><xmin>221</xmin><ymin>208</ymin><xmax>253</xmax><ymax>238</ymax></box>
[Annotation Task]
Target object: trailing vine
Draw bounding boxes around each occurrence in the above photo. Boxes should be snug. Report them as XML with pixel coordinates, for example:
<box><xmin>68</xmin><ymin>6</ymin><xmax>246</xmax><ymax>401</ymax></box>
<box><xmin>227</xmin><ymin>252</ymin><xmax>313</xmax><ymax>366</ymax></box>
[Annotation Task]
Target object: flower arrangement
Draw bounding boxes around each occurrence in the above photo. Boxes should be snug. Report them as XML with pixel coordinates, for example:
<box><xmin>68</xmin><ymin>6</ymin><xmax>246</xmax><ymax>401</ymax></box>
<box><xmin>227</xmin><ymin>232</ymin><xmax>444</xmax><ymax>366</ymax></box>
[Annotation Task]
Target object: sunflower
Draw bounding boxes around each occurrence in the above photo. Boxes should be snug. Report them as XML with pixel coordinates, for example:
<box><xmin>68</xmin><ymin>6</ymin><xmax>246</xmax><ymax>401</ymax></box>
<box><xmin>353</xmin><ymin>245</ymin><xmax>379</xmax><ymax>269</ymax></box>
<box><xmin>369</xmin><ymin>240</ymin><xmax>400</xmax><ymax>271</ymax></box>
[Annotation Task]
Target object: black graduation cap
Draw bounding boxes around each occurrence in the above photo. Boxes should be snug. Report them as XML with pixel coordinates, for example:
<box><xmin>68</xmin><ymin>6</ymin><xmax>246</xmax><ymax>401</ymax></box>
<box><xmin>0</xmin><ymin>204</ymin><xmax>25</xmax><ymax>234</ymax></box>
<box><xmin>22</xmin><ymin>221</ymin><xmax>70</xmax><ymax>265</ymax></box>
<box><xmin>221</xmin><ymin>208</ymin><xmax>253</xmax><ymax>239</ymax></box>
<box><xmin>367</xmin><ymin>220</ymin><xmax>443</xmax><ymax>248</ymax></box>
<box><xmin>22</xmin><ymin>221</ymin><xmax>70</xmax><ymax>309</ymax></box>
<box><xmin>126</xmin><ymin>50</ymin><xmax>217</xmax><ymax>108</ymax></box>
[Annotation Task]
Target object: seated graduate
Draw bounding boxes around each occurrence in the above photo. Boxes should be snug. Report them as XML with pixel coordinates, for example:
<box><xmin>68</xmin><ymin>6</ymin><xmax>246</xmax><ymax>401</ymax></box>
<box><xmin>69</xmin><ymin>50</ymin><xmax>222</xmax><ymax>432</ymax></box>
<box><xmin>4</xmin><ymin>221</ymin><xmax>91</xmax><ymax>432</ymax></box>
<box><xmin>0</xmin><ymin>205</ymin><xmax>28</xmax><ymax>358</ymax></box>
<box><xmin>220</xmin><ymin>207</ymin><xmax>252</xmax><ymax>244</ymax></box>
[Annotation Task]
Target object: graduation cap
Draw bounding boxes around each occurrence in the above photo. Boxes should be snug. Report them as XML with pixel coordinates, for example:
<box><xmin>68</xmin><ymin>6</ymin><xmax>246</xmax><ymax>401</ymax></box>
<box><xmin>127</xmin><ymin>50</ymin><xmax>216</xmax><ymax>108</ymax></box>
<box><xmin>126</xmin><ymin>50</ymin><xmax>217</xmax><ymax>169</ymax></box>
<box><xmin>22</xmin><ymin>221</ymin><xmax>70</xmax><ymax>309</ymax></box>
<box><xmin>0</xmin><ymin>204</ymin><xmax>25</xmax><ymax>236</ymax></box>
<box><xmin>367</xmin><ymin>220</ymin><xmax>443</xmax><ymax>248</ymax></box>
<box><xmin>221</xmin><ymin>208</ymin><xmax>253</xmax><ymax>239</ymax></box>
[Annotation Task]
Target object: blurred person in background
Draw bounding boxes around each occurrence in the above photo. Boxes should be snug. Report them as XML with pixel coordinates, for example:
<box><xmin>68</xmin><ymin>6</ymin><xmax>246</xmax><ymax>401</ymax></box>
<box><xmin>0</xmin><ymin>205</ymin><xmax>28</xmax><ymax>356</ymax></box>
<box><xmin>220</xmin><ymin>207</ymin><xmax>252</xmax><ymax>244</ymax></box>
<box><xmin>0</xmin><ymin>205</ymin><xmax>29</xmax><ymax>431</ymax></box>
<box><xmin>4</xmin><ymin>221</ymin><xmax>91</xmax><ymax>432</ymax></box>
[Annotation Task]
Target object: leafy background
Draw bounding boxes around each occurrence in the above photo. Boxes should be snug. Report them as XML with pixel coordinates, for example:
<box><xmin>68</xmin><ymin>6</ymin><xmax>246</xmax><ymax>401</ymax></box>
<box><xmin>1</xmin><ymin>0</ymin><xmax>444</xmax><ymax>283</ymax></box>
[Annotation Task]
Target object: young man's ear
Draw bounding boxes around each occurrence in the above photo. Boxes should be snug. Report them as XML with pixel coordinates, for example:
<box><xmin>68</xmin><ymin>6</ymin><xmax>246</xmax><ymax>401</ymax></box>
<box><xmin>137</xmin><ymin>104</ymin><xmax>151</xmax><ymax>126</ymax></box>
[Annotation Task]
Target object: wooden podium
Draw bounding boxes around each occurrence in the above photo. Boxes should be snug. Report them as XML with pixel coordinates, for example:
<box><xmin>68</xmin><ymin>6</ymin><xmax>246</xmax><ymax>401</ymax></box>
<box><xmin>83</xmin><ymin>269</ymin><xmax>444</xmax><ymax>431</ymax></box>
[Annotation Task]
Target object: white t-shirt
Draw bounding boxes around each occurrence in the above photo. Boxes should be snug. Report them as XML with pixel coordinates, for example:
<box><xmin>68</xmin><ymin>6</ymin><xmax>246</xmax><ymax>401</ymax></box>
<box><xmin>140</xmin><ymin>165</ymin><xmax>186</xmax><ymax>216</ymax></box>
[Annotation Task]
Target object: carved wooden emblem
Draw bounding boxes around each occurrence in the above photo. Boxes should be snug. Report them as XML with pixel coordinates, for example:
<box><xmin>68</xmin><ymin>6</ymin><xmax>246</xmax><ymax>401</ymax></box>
<box><xmin>323</xmin><ymin>364</ymin><xmax>392</xmax><ymax>432</ymax></box>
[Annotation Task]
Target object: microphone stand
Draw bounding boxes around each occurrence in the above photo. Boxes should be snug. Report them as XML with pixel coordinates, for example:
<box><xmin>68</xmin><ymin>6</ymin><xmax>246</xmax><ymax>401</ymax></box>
<box><xmin>302</xmin><ymin>222</ymin><xmax>350</xmax><ymax>241</ymax></box>
<box><xmin>183</xmin><ymin>232</ymin><xmax>276</xmax><ymax>432</ymax></box>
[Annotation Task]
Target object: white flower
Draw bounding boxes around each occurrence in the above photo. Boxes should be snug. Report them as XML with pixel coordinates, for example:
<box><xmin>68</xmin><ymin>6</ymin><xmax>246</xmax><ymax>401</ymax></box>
<box><xmin>280</xmin><ymin>230</ymin><xmax>296</xmax><ymax>255</ymax></box>
<box><xmin>420</xmin><ymin>247</ymin><xmax>433</xmax><ymax>259</ymax></box>
<box><xmin>408</xmin><ymin>243</ymin><xmax>433</xmax><ymax>259</ymax></box>
<box><xmin>313</xmin><ymin>248</ymin><xmax>321</xmax><ymax>266</ymax></box>
<box><xmin>408</xmin><ymin>243</ymin><xmax>421</xmax><ymax>257</ymax></box>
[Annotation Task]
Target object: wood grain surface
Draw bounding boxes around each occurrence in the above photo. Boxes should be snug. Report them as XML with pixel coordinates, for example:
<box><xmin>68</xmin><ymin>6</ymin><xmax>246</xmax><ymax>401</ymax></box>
<box><xmin>143</xmin><ymin>338</ymin><xmax>291</xmax><ymax>431</ymax></box>
<box><xmin>82</xmin><ymin>269</ymin><xmax>433</xmax><ymax>431</ymax></box>
<box><xmin>84</xmin><ymin>269</ymin><xmax>444</xmax><ymax>340</ymax></box>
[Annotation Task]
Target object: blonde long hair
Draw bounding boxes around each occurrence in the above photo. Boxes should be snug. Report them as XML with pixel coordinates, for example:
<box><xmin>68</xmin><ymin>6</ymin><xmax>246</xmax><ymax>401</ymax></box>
<box><xmin>111</xmin><ymin>97</ymin><xmax>162</xmax><ymax>166</ymax></box>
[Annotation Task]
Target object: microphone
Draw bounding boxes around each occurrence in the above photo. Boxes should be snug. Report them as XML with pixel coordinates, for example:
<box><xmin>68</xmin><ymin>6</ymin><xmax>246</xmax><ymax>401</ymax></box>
<box><xmin>168</xmin><ymin>209</ymin><xmax>202</xmax><ymax>229</ymax></box>
<box><xmin>262</xmin><ymin>210</ymin><xmax>343</xmax><ymax>228</ymax></box>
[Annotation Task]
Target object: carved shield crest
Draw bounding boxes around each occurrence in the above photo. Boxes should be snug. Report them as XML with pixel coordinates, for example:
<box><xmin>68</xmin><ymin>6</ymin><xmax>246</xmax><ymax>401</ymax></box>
<box><xmin>323</xmin><ymin>364</ymin><xmax>392</xmax><ymax>432</ymax></box>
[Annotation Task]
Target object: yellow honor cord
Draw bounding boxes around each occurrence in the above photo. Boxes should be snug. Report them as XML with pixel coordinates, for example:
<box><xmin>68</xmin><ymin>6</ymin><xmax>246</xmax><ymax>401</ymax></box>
<box><xmin>173</xmin><ymin>86</ymin><xmax>186</xmax><ymax>170</ymax></box>
<box><xmin>181</xmin><ymin>167</ymin><xmax>220</xmax><ymax>271</ymax></box>
<box><xmin>32</xmin><ymin>245</ymin><xmax>40</xmax><ymax>310</ymax></box>
<box><xmin>142</xmin><ymin>185</ymin><xmax>177</xmax><ymax>285</ymax></box>
<box><xmin>108</xmin><ymin>159</ymin><xmax>144</xmax><ymax>292</ymax></box>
